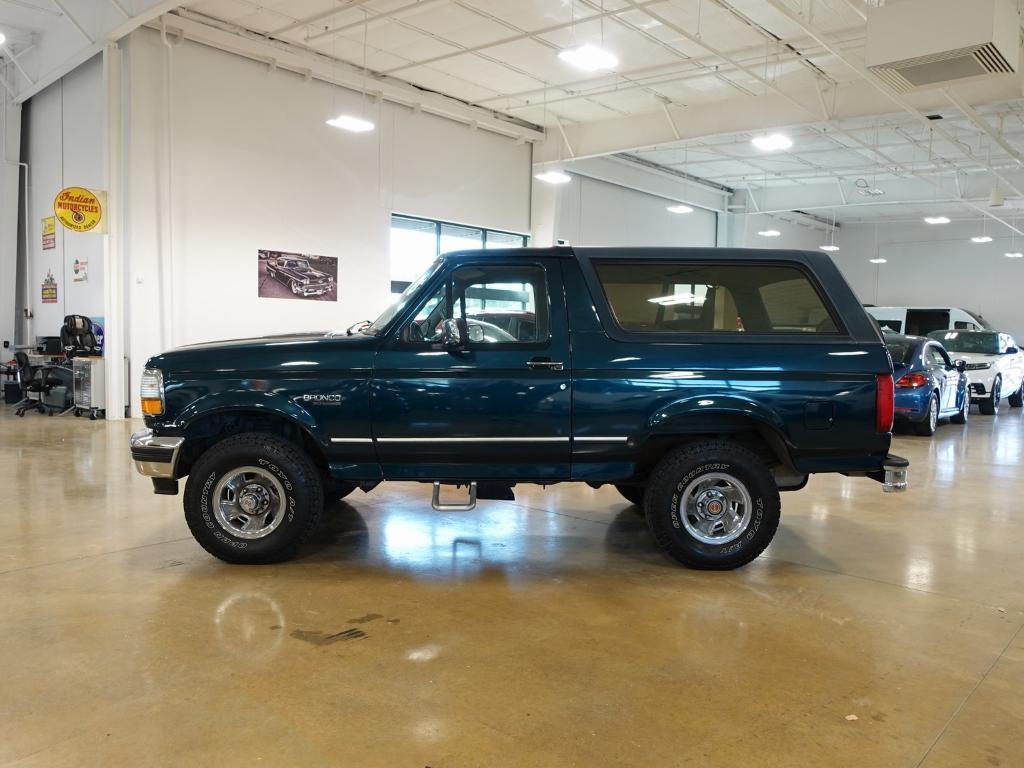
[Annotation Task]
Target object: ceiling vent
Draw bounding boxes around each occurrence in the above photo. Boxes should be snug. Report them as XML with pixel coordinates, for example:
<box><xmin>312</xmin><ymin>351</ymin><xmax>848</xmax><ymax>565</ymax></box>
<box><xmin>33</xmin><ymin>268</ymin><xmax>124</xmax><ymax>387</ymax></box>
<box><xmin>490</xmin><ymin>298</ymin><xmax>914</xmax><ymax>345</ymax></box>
<box><xmin>865</xmin><ymin>0</ymin><xmax>1019</xmax><ymax>92</ymax></box>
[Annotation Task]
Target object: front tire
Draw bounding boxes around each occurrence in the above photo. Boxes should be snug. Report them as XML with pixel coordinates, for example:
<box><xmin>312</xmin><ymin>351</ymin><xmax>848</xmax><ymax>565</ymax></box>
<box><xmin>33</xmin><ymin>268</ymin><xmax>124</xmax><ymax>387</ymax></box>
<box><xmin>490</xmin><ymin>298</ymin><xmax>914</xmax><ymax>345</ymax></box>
<box><xmin>980</xmin><ymin>377</ymin><xmax>1001</xmax><ymax>415</ymax></box>
<box><xmin>183</xmin><ymin>432</ymin><xmax>324</xmax><ymax>564</ymax></box>
<box><xmin>950</xmin><ymin>391</ymin><xmax>969</xmax><ymax>424</ymax></box>
<box><xmin>913</xmin><ymin>393</ymin><xmax>939</xmax><ymax>436</ymax></box>
<box><xmin>1008</xmin><ymin>379</ymin><xmax>1024</xmax><ymax>408</ymax></box>
<box><xmin>644</xmin><ymin>441</ymin><xmax>781</xmax><ymax>570</ymax></box>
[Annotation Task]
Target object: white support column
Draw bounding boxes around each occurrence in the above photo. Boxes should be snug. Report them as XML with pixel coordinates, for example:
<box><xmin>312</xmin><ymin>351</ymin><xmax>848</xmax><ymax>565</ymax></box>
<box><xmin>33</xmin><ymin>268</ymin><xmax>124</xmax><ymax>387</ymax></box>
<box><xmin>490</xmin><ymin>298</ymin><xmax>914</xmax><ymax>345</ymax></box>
<box><xmin>103</xmin><ymin>44</ymin><xmax>126</xmax><ymax>419</ymax></box>
<box><xmin>0</xmin><ymin>79</ymin><xmax>22</xmax><ymax>352</ymax></box>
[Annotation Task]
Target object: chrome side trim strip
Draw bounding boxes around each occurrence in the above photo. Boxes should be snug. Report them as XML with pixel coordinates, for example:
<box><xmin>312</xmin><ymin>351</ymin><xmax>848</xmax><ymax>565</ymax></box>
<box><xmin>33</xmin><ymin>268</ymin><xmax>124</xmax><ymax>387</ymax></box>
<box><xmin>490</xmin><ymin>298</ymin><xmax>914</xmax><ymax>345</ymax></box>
<box><xmin>573</xmin><ymin>436</ymin><xmax>629</xmax><ymax>443</ymax></box>
<box><xmin>330</xmin><ymin>437</ymin><xmax>374</xmax><ymax>443</ymax></box>
<box><xmin>375</xmin><ymin>437</ymin><xmax>569</xmax><ymax>443</ymax></box>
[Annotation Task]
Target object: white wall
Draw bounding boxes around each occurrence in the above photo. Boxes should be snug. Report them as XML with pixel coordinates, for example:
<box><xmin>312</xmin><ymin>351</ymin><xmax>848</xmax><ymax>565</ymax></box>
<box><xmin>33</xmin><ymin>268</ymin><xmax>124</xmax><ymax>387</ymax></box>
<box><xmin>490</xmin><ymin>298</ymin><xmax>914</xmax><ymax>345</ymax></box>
<box><xmin>20</xmin><ymin>54</ymin><xmax>106</xmax><ymax>340</ymax></box>
<box><xmin>553</xmin><ymin>174</ymin><xmax>717</xmax><ymax>247</ymax></box>
<box><xmin>725</xmin><ymin>213</ymin><xmax>835</xmax><ymax>253</ymax></box>
<box><xmin>833</xmin><ymin>220</ymin><xmax>1024</xmax><ymax>339</ymax></box>
<box><xmin>123</xmin><ymin>29</ymin><xmax>531</xmax><ymax>414</ymax></box>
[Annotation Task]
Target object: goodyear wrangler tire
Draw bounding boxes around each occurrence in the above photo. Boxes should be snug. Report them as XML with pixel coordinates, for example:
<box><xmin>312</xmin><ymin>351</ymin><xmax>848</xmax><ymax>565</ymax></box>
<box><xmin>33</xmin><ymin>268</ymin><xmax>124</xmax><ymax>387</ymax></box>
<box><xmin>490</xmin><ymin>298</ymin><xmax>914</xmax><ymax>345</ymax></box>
<box><xmin>644</xmin><ymin>441</ymin><xmax>781</xmax><ymax>570</ymax></box>
<box><xmin>183</xmin><ymin>432</ymin><xmax>323</xmax><ymax>564</ymax></box>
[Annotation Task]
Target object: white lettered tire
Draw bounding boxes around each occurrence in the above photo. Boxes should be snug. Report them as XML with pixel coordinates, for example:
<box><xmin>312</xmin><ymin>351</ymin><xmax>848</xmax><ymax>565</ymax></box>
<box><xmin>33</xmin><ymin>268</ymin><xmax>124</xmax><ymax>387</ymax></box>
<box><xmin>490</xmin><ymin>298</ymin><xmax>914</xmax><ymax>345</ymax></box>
<box><xmin>183</xmin><ymin>432</ymin><xmax>323</xmax><ymax>563</ymax></box>
<box><xmin>644</xmin><ymin>440</ymin><xmax>781</xmax><ymax>569</ymax></box>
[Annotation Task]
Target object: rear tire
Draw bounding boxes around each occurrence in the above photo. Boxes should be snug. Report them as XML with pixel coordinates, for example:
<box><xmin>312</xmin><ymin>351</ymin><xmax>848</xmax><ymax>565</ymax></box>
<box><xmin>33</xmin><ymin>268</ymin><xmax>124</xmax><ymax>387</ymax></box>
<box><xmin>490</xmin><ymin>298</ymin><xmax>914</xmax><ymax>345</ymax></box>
<box><xmin>183</xmin><ymin>432</ymin><xmax>323</xmax><ymax>564</ymax></box>
<box><xmin>980</xmin><ymin>377</ymin><xmax>1001</xmax><ymax>415</ymax></box>
<box><xmin>913</xmin><ymin>393</ymin><xmax>939</xmax><ymax>436</ymax></box>
<box><xmin>1009</xmin><ymin>379</ymin><xmax>1024</xmax><ymax>408</ymax></box>
<box><xmin>644</xmin><ymin>441</ymin><xmax>780</xmax><ymax>570</ymax></box>
<box><xmin>614</xmin><ymin>483</ymin><xmax>646</xmax><ymax>507</ymax></box>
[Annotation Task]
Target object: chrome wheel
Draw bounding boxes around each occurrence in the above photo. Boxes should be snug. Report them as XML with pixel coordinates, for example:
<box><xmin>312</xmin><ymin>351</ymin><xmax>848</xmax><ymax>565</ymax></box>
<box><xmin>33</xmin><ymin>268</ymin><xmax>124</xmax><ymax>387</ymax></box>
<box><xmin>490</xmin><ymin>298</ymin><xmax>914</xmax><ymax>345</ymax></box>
<box><xmin>679</xmin><ymin>472</ymin><xmax>752</xmax><ymax>545</ymax></box>
<box><xmin>213</xmin><ymin>466</ymin><xmax>288</xmax><ymax>540</ymax></box>
<box><xmin>928</xmin><ymin>395</ymin><xmax>938</xmax><ymax>432</ymax></box>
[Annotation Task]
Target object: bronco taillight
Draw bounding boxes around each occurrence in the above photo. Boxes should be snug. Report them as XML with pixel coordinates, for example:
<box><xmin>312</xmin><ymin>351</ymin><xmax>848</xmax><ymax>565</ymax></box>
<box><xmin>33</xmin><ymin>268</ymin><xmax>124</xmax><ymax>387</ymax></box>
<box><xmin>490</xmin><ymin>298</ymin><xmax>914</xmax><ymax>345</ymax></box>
<box><xmin>876</xmin><ymin>374</ymin><xmax>894</xmax><ymax>433</ymax></box>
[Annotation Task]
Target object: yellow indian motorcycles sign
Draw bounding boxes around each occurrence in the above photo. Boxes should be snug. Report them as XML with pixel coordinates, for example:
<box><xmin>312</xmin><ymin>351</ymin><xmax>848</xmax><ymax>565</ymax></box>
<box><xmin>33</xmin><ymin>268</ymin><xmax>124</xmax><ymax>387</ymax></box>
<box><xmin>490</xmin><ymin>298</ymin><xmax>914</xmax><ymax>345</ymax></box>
<box><xmin>53</xmin><ymin>187</ymin><xmax>104</xmax><ymax>233</ymax></box>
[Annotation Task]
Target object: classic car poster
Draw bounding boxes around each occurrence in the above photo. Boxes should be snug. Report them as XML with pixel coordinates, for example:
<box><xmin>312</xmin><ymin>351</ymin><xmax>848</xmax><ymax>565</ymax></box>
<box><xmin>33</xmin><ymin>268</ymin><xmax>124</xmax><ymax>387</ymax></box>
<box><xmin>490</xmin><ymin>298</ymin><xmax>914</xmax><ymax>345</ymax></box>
<box><xmin>258</xmin><ymin>249</ymin><xmax>338</xmax><ymax>302</ymax></box>
<box><xmin>41</xmin><ymin>270</ymin><xmax>58</xmax><ymax>304</ymax></box>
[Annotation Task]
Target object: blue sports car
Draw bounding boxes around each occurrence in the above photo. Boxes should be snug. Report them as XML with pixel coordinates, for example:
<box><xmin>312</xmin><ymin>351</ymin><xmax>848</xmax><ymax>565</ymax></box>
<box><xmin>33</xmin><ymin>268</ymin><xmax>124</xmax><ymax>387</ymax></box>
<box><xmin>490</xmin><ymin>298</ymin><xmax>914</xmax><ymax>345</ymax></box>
<box><xmin>885</xmin><ymin>333</ymin><xmax>969</xmax><ymax>435</ymax></box>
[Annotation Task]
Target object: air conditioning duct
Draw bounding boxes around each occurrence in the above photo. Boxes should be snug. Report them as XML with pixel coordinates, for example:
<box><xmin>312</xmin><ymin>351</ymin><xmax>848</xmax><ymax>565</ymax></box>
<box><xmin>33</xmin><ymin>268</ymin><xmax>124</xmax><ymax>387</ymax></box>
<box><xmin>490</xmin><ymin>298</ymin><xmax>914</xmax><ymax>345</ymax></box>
<box><xmin>865</xmin><ymin>0</ymin><xmax>1019</xmax><ymax>92</ymax></box>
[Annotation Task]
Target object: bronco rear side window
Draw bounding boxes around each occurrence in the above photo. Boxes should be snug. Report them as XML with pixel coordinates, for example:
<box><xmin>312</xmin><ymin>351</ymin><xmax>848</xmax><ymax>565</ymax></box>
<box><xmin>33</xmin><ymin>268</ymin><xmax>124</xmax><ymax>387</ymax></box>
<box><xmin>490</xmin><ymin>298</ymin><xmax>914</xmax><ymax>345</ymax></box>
<box><xmin>593</xmin><ymin>262</ymin><xmax>840</xmax><ymax>335</ymax></box>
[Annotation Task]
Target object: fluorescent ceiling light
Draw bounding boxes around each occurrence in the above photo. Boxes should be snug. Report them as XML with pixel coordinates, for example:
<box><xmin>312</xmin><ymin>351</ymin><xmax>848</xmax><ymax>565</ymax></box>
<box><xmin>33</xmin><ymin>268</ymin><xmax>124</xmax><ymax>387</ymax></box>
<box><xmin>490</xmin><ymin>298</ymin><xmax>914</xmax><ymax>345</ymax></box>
<box><xmin>558</xmin><ymin>44</ymin><xmax>618</xmax><ymax>72</ymax></box>
<box><xmin>971</xmin><ymin>235</ymin><xmax>993</xmax><ymax>243</ymax></box>
<box><xmin>648</xmin><ymin>293</ymin><xmax>705</xmax><ymax>306</ymax></box>
<box><xmin>751</xmin><ymin>133</ymin><xmax>793</xmax><ymax>151</ymax></box>
<box><xmin>924</xmin><ymin>216</ymin><xmax>950</xmax><ymax>225</ymax></box>
<box><xmin>1006</xmin><ymin>252</ymin><xmax>1024</xmax><ymax>258</ymax></box>
<box><xmin>819</xmin><ymin>245</ymin><xmax>840</xmax><ymax>252</ymax></box>
<box><xmin>757</xmin><ymin>229</ymin><xmax>782</xmax><ymax>237</ymax></box>
<box><xmin>666</xmin><ymin>204</ymin><xmax>694</xmax><ymax>214</ymax></box>
<box><xmin>535</xmin><ymin>170</ymin><xmax>572</xmax><ymax>185</ymax></box>
<box><xmin>869</xmin><ymin>258</ymin><xmax>887</xmax><ymax>264</ymax></box>
<box><xmin>326</xmin><ymin>114</ymin><xmax>375</xmax><ymax>132</ymax></box>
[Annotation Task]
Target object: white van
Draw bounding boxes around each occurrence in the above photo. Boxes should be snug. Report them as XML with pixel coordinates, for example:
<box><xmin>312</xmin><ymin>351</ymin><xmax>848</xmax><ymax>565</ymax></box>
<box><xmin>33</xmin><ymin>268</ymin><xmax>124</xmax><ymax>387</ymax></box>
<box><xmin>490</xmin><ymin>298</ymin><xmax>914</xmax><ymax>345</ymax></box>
<box><xmin>864</xmin><ymin>306</ymin><xmax>991</xmax><ymax>336</ymax></box>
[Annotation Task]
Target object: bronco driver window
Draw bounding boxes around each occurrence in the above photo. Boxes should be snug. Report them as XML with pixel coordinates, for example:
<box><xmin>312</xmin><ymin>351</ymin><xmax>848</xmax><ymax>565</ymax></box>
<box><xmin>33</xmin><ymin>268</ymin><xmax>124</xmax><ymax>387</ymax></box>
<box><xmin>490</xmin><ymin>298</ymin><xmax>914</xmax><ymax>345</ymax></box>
<box><xmin>451</xmin><ymin>265</ymin><xmax>549</xmax><ymax>344</ymax></box>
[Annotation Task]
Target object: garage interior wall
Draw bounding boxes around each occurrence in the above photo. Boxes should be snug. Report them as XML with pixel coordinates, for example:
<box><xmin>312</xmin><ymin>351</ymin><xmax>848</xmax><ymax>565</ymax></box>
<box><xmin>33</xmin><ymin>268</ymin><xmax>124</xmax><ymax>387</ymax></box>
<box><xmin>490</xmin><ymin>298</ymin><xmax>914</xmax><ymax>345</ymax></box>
<box><xmin>553</xmin><ymin>174</ymin><xmax>717</xmax><ymax>247</ymax></box>
<box><xmin>122</xmin><ymin>27</ymin><xmax>531</xmax><ymax>416</ymax></box>
<box><xmin>19</xmin><ymin>55</ymin><xmax>106</xmax><ymax>341</ymax></box>
<box><xmin>833</xmin><ymin>222</ymin><xmax>1024</xmax><ymax>339</ymax></box>
<box><xmin>726</xmin><ymin>213</ymin><xmax>834</xmax><ymax>253</ymax></box>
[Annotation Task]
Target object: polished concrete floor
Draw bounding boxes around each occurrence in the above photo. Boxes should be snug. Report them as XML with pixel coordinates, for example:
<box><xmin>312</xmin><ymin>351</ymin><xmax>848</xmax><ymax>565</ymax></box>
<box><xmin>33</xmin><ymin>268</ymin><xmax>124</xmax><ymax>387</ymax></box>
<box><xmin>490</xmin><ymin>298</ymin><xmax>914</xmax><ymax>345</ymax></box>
<box><xmin>1</xmin><ymin>408</ymin><xmax>1022</xmax><ymax>767</ymax></box>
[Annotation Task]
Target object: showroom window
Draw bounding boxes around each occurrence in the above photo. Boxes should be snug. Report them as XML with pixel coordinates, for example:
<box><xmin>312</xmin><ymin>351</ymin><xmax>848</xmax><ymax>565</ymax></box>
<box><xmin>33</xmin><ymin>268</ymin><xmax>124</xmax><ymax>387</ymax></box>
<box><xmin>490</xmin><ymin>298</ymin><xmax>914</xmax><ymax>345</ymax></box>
<box><xmin>593</xmin><ymin>262</ymin><xmax>839</xmax><ymax>335</ymax></box>
<box><xmin>389</xmin><ymin>214</ymin><xmax>528</xmax><ymax>295</ymax></box>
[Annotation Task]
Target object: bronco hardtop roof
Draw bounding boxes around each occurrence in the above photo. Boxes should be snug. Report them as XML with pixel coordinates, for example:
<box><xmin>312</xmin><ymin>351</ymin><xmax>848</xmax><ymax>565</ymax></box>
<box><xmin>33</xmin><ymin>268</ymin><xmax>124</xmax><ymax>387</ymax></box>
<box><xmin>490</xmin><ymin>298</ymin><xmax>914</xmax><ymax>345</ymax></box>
<box><xmin>441</xmin><ymin>246</ymin><xmax>837</xmax><ymax>266</ymax></box>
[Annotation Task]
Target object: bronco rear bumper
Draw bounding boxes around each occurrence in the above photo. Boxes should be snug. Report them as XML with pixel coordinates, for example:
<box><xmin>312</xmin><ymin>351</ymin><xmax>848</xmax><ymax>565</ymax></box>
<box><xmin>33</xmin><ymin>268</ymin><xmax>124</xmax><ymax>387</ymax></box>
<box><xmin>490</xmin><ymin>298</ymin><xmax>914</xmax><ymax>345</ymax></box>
<box><xmin>868</xmin><ymin>454</ymin><xmax>909</xmax><ymax>493</ymax></box>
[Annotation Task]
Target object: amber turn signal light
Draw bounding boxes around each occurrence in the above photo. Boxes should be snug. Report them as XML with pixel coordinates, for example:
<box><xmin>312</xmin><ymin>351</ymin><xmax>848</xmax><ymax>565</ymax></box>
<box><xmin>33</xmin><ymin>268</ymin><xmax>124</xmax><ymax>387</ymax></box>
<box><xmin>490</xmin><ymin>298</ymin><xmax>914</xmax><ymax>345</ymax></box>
<box><xmin>141</xmin><ymin>398</ymin><xmax>163</xmax><ymax>416</ymax></box>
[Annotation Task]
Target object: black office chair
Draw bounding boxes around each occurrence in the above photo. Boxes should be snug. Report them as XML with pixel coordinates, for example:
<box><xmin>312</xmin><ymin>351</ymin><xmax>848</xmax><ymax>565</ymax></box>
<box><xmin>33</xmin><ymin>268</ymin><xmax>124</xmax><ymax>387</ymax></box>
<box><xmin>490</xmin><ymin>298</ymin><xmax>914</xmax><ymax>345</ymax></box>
<box><xmin>60</xmin><ymin>315</ymin><xmax>101</xmax><ymax>357</ymax></box>
<box><xmin>13</xmin><ymin>350</ymin><xmax>73</xmax><ymax>417</ymax></box>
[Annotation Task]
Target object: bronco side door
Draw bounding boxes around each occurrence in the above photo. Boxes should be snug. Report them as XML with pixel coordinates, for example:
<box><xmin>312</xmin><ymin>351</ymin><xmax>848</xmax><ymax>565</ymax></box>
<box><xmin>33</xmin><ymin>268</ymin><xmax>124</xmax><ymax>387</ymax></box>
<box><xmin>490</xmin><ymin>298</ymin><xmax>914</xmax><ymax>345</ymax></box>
<box><xmin>370</xmin><ymin>257</ymin><xmax>571</xmax><ymax>480</ymax></box>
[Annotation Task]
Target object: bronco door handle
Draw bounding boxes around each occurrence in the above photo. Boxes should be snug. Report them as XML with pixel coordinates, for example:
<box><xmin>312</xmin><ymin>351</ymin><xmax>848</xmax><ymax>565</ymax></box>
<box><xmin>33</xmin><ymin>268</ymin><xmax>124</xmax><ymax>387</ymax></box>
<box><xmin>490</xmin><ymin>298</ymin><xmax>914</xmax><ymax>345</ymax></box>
<box><xmin>527</xmin><ymin>358</ymin><xmax>564</xmax><ymax>371</ymax></box>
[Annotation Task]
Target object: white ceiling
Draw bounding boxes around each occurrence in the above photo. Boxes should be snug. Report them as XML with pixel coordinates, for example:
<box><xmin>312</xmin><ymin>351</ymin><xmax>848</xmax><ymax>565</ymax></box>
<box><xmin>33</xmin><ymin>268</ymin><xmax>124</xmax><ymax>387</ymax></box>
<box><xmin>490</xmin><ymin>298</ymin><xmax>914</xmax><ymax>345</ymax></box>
<box><xmin>4</xmin><ymin>0</ymin><xmax>1024</xmax><ymax>227</ymax></box>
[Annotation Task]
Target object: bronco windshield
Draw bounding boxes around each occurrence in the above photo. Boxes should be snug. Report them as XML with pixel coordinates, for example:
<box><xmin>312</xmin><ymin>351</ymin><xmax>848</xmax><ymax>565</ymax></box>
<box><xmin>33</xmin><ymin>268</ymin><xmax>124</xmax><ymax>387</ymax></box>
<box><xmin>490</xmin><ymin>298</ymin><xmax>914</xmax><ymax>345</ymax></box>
<box><xmin>929</xmin><ymin>331</ymin><xmax>1000</xmax><ymax>354</ymax></box>
<box><xmin>366</xmin><ymin>259</ymin><xmax>443</xmax><ymax>335</ymax></box>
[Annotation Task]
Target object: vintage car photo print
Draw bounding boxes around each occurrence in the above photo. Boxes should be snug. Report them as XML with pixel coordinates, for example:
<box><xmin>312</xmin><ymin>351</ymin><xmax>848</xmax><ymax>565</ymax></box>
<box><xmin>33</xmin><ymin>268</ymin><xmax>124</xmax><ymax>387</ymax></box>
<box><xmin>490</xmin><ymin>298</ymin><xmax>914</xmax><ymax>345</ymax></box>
<box><xmin>257</xmin><ymin>249</ymin><xmax>338</xmax><ymax>301</ymax></box>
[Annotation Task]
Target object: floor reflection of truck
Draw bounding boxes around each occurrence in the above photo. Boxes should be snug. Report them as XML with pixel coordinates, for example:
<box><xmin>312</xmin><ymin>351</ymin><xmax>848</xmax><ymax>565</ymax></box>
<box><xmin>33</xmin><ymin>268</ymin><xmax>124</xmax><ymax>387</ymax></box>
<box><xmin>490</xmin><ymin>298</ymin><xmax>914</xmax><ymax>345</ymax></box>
<box><xmin>266</xmin><ymin>256</ymin><xmax>334</xmax><ymax>297</ymax></box>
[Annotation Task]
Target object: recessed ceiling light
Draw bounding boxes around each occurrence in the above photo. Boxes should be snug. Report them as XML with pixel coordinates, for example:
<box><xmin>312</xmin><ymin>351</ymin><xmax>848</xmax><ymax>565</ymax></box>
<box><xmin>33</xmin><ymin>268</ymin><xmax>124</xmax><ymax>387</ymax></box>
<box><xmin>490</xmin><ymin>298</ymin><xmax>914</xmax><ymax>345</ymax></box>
<box><xmin>535</xmin><ymin>170</ymin><xmax>572</xmax><ymax>185</ymax></box>
<box><xmin>558</xmin><ymin>44</ymin><xmax>618</xmax><ymax>72</ymax></box>
<box><xmin>666</xmin><ymin>204</ymin><xmax>694</xmax><ymax>214</ymax></box>
<box><xmin>971</xmin><ymin>235</ymin><xmax>993</xmax><ymax>243</ymax></box>
<box><xmin>0</xmin><ymin>32</ymin><xmax>6</xmax><ymax>47</ymax></box>
<box><xmin>325</xmin><ymin>114</ymin><xmax>375</xmax><ymax>132</ymax></box>
<box><xmin>757</xmin><ymin>229</ymin><xmax>782</xmax><ymax>237</ymax></box>
<box><xmin>819</xmin><ymin>245</ymin><xmax>840</xmax><ymax>252</ymax></box>
<box><xmin>924</xmin><ymin>216</ymin><xmax>950</xmax><ymax>225</ymax></box>
<box><xmin>1006</xmin><ymin>252</ymin><xmax>1024</xmax><ymax>258</ymax></box>
<box><xmin>869</xmin><ymin>258</ymin><xmax>887</xmax><ymax>264</ymax></box>
<box><xmin>751</xmin><ymin>133</ymin><xmax>793</xmax><ymax>151</ymax></box>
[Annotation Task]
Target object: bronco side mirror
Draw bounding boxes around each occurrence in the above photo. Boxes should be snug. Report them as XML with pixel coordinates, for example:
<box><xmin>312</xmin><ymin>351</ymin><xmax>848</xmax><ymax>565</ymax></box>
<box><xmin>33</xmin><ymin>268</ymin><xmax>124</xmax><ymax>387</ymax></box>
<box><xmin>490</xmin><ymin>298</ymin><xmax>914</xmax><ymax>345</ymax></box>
<box><xmin>441</xmin><ymin>318</ymin><xmax>466</xmax><ymax>350</ymax></box>
<box><xmin>954</xmin><ymin>359</ymin><xmax>967</xmax><ymax>373</ymax></box>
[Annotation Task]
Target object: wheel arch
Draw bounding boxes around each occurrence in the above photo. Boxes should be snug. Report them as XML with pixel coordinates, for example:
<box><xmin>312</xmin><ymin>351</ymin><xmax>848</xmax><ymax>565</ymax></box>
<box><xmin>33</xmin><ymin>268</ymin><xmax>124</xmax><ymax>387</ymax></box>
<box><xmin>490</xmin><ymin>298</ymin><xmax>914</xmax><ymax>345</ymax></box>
<box><xmin>175</xmin><ymin>405</ymin><xmax>328</xmax><ymax>479</ymax></box>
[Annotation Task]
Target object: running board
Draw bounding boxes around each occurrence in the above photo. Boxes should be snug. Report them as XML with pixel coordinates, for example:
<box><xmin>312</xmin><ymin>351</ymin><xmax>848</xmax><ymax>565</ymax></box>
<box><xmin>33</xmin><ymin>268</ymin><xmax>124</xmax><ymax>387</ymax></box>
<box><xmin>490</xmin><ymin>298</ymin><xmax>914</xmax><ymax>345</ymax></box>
<box><xmin>432</xmin><ymin>482</ymin><xmax>477</xmax><ymax>511</ymax></box>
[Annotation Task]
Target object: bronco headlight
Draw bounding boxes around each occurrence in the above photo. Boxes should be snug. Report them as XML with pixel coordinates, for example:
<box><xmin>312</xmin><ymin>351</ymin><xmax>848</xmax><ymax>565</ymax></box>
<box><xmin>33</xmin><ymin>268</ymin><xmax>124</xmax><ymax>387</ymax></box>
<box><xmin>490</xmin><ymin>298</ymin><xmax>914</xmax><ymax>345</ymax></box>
<box><xmin>140</xmin><ymin>368</ymin><xmax>165</xmax><ymax>416</ymax></box>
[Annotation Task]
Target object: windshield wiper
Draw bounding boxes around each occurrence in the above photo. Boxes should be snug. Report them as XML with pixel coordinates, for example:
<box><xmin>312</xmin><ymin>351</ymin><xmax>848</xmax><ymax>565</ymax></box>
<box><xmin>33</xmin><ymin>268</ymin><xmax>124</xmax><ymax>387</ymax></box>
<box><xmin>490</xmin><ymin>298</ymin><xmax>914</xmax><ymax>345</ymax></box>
<box><xmin>346</xmin><ymin>320</ymin><xmax>372</xmax><ymax>336</ymax></box>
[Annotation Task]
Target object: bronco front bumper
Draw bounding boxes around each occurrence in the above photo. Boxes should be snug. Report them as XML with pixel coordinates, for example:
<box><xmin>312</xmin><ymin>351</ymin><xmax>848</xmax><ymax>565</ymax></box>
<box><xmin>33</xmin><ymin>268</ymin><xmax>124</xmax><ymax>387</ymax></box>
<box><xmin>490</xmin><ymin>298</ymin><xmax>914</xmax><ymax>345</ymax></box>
<box><xmin>130</xmin><ymin>428</ymin><xmax>184</xmax><ymax>484</ymax></box>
